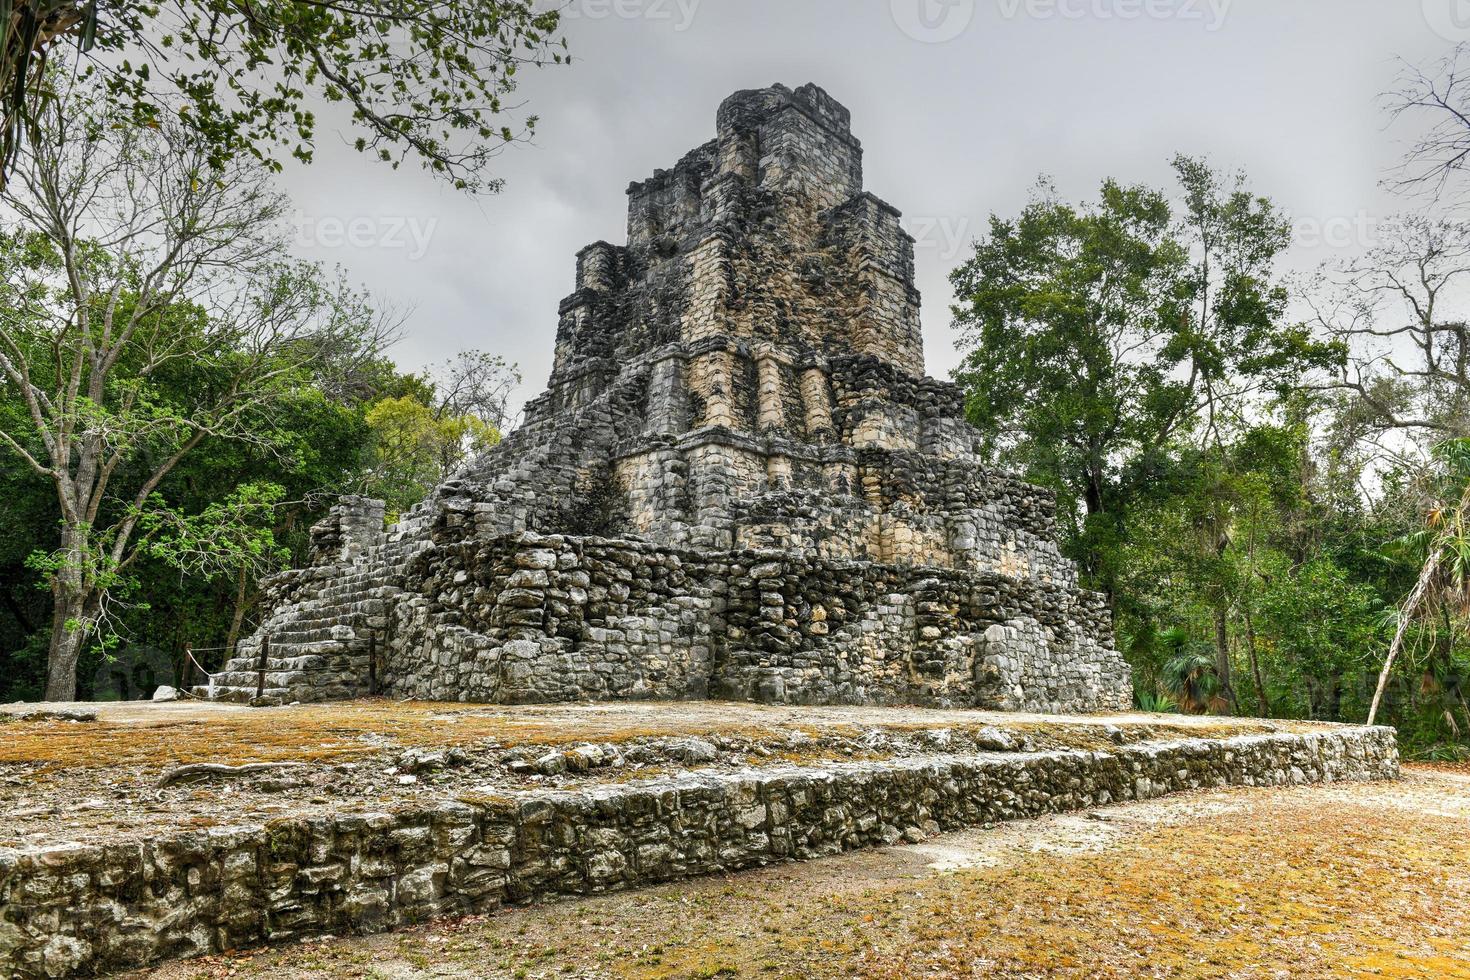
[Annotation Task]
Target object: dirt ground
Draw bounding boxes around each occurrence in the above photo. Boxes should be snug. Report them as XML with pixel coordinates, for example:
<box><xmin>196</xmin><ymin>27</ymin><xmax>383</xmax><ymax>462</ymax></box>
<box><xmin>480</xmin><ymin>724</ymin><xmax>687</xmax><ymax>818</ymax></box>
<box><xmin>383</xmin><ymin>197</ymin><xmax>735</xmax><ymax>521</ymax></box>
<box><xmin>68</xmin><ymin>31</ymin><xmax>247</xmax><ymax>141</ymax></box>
<box><xmin>124</xmin><ymin>764</ymin><xmax>1470</xmax><ymax>980</ymax></box>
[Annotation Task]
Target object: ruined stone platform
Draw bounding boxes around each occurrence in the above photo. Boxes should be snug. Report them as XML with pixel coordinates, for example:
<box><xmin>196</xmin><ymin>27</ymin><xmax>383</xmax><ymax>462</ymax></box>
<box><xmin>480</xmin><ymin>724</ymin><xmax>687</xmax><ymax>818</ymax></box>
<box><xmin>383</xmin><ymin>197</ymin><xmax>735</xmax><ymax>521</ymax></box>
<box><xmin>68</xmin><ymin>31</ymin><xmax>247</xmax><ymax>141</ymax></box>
<box><xmin>199</xmin><ymin>82</ymin><xmax>1134</xmax><ymax>713</ymax></box>
<box><xmin>0</xmin><ymin>700</ymin><xmax>1398</xmax><ymax>977</ymax></box>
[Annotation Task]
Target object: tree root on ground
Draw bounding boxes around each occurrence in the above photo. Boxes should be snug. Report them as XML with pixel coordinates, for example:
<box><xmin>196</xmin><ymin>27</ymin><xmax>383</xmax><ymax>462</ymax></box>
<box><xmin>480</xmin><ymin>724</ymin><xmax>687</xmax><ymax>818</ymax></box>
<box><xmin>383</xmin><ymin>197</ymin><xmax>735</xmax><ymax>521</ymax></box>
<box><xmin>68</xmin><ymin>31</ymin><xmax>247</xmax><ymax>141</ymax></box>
<box><xmin>156</xmin><ymin>762</ymin><xmax>308</xmax><ymax>788</ymax></box>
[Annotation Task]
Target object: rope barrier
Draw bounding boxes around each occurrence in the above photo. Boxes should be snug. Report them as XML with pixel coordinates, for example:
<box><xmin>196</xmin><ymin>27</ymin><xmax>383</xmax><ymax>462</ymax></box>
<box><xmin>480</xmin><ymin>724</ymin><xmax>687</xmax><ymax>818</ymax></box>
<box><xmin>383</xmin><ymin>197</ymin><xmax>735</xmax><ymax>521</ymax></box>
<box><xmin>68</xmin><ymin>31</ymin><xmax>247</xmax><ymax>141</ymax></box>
<box><xmin>184</xmin><ymin>648</ymin><xmax>217</xmax><ymax>682</ymax></box>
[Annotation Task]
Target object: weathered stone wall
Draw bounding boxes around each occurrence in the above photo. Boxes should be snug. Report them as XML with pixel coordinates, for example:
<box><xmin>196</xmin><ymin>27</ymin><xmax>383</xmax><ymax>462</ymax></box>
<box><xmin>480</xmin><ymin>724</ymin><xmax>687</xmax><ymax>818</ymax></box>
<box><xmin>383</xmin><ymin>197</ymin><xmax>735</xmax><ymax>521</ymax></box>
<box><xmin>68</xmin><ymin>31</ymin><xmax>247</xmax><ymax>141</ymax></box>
<box><xmin>710</xmin><ymin>551</ymin><xmax>1125</xmax><ymax>711</ymax></box>
<box><xmin>0</xmin><ymin>729</ymin><xmax>1398</xmax><ymax>979</ymax></box>
<box><xmin>383</xmin><ymin>534</ymin><xmax>717</xmax><ymax>704</ymax></box>
<box><xmin>307</xmin><ymin>496</ymin><xmax>386</xmax><ymax>565</ymax></box>
<box><xmin>374</xmin><ymin>530</ymin><xmax>1126</xmax><ymax>712</ymax></box>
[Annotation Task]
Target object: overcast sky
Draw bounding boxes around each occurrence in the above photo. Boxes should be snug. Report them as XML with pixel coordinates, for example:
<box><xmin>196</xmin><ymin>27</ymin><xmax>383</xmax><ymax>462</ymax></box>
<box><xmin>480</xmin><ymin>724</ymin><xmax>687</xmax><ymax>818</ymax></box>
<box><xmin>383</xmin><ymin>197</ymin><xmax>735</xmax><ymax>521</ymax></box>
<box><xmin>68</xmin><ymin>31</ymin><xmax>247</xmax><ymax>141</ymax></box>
<box><xmin>277</xmin><ymin>0</ymin><xmax>1467</xmax><ymax>414</ymax></box>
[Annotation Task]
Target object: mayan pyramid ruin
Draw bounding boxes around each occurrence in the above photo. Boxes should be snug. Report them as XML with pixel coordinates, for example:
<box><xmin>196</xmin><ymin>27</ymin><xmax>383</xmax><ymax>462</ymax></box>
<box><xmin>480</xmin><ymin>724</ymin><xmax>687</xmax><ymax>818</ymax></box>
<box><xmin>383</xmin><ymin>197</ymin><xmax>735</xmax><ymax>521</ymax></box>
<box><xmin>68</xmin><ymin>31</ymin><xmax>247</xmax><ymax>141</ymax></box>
<box><xmin>200</xmin><ymin>83</ymin><xmax>1133</xmax><ymax>713</ymax></box>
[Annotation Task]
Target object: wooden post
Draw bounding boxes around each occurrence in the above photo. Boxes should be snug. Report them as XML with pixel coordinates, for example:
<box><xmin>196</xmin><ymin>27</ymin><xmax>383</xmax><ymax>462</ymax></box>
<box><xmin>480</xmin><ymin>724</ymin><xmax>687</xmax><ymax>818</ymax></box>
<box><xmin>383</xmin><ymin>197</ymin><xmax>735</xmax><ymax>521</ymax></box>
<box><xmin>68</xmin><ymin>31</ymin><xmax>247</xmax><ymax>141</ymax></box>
<box><xmin>255</xmin><ymin>635</ymin><xmax>270</xmax><ymax>701</ymax></box>
<box><xmin>183</xmin><ymin>643</ymin><xmax>195</xmax><ymax>692</ymax></box>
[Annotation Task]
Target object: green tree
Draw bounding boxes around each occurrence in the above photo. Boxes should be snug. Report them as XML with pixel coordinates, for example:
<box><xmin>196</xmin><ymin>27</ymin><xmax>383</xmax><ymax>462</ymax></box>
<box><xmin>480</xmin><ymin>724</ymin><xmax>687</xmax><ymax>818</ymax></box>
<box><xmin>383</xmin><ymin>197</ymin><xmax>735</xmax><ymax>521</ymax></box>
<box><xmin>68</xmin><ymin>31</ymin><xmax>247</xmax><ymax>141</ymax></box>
<box><xmin>1256</xmin><ymin>553</ymin><xmax>1383</xmax><ymax>723</ymax></box>
<box><xmin>1369</xmin><ymin>438</ymin><xmax>1470</xmax><ymax>726</ymax></box>
<box><xmin>951</xmin><ymin>176</ymin><xmax>1187</xmax><ymax>592</ymax></box>
<box><xmin>1</xmin><ymin>1</ymin><xmax>568</xmax><ymax>191</ymax></box>
<box><xmin>0</xmin><ymin>81</ymin><xmax>387</xmax><ymax>699</ymax></box>
<box><xmin>361</xmin><ymin>352</ymin><xmax>516</xmax><ymax>515</ymax></box>
<box><xmin>0</xmin><ymin>343</ymin><xmax>415</xmax><ymax>701</ymax></box>
<box><xmin>951</xmin><ymin>158</ymin><xmax>1335</xmax><ymax>611</ymax></box>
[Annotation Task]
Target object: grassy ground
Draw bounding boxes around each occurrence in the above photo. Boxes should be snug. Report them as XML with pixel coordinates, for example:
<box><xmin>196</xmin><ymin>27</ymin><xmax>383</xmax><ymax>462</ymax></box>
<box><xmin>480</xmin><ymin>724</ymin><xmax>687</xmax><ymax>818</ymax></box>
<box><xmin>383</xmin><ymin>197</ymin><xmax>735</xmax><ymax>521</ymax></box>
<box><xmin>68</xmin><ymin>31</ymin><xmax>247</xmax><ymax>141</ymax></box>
<box><xmin>129</xmin><ymin>764</ymin><xmax>1470</xmax><ymax>980</ymax></box>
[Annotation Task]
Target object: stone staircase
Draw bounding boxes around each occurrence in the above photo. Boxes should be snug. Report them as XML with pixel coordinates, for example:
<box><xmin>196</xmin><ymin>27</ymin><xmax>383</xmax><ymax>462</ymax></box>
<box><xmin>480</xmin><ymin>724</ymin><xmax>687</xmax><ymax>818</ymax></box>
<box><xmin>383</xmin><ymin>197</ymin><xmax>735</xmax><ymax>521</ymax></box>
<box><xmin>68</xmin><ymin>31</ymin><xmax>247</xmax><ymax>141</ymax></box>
<box><xmin>193</xmin><ymin>540</ymin><xmax>422</xmax><ymax>704</ymax></box>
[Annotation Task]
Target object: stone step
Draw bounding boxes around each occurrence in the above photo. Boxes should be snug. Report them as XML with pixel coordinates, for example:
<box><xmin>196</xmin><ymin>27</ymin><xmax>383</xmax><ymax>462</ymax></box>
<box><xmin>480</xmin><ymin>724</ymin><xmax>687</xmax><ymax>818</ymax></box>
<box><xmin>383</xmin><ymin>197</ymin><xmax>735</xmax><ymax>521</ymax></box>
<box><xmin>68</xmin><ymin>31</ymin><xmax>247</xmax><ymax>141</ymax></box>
<box><xmin>311</xmin><ymin>571</ymin><xmax>400</xmax><ymax>585</ymax></box>
<box><xmin>262</xmin><ymin>597</ymin><xmax>388</xmax><ymax>617</ymax></box>
<box><xmin>244</xmin><ymin>627</ymin><xmax>379</xmax><ymax>646</ymax></box>
<box><xmin>239</xmin><ymin>615</ymin><xmax>382</xmax><ymax>641</ymax></box>
<box><xmin>282</xmin><ymin>591</ymin><xmax>386</xmax><ymax>607</ymax></box>
<box><xmin>209</xmin><ymin>660</ymin><xmax>370</xmax><ymax>684</ymax></box>
<box><xmin>202</xmin><ymin>549</ymin><xmax>415</xmax><ymax>708</ymax></box>
<box><xmin>250</xmin><ymin>627</ymin><xmax>359</xmax><ymax>646</ymax></box>
<box><xmin>232</xmin><ymin>639</ymin><xmax>367</xmax><ymax>660</ymax></box>
<box><xmin>218</xmin><ymin>652</ymin><xmax>371</xmax><ymax>675</ymax></box>
<box><xmin>214</xmin><ymin>647</ymin><xmax>374</xmax><ymax>671</ymax></box>
<box><xmin>211</xmin><ymin>669</ymin><xmax>365</xmax><ymax>689</ymax></box>
<box><xmin>197</xmin><ymin>682</ymin><xmax>369</xmax><ymax>705</ymax></box>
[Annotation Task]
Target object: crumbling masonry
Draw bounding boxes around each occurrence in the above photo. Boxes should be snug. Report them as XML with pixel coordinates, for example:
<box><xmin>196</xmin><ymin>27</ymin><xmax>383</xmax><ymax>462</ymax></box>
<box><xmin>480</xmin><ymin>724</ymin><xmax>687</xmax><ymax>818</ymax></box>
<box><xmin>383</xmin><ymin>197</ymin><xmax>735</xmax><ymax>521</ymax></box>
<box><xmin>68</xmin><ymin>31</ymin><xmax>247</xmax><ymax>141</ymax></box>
<box><xmin>201</xmin><ymin>84</ymin><xmax>1133</xmax><ymax>713</ymax></box>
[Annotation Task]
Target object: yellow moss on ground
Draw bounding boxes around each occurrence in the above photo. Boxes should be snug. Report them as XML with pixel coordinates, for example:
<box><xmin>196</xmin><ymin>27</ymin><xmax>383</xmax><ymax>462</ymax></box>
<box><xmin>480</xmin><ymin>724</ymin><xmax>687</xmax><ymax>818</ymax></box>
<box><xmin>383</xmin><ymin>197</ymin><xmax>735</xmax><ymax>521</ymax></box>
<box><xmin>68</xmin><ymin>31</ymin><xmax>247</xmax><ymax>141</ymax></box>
<box><xmin>0</xmin><ymin>700</ymin><xmax>1297</xmax><ymax>773</ymax></box>
<box><xmin>0</xmin><ymin>702</ymin><xmax>778</xmax><ymax>772</ymax></box>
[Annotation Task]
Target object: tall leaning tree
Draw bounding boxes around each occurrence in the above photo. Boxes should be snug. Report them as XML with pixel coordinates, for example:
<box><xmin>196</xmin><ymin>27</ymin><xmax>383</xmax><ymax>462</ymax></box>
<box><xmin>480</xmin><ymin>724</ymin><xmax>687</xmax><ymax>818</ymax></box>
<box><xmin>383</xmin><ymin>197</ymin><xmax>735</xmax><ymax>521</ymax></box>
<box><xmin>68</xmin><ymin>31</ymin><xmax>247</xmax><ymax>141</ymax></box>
<box><xmin>0</xmin><ymin>0</ymin><xmax>567</xmax><ymax>191</ymax></box>
<box><xmin>0</xmin><ymin>80</ymin><xmax>387</xmax><ymax>700</ymax></box>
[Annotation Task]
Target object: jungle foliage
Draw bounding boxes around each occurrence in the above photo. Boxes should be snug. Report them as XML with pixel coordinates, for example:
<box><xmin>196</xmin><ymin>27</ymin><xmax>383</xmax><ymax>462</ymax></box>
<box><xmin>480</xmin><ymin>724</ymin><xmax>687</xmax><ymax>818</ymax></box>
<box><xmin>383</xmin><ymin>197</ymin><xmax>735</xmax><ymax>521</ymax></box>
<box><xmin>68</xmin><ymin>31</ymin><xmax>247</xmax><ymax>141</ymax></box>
<box><xmin>951</xmin><ymin>157</ymin><xmax>1470</xmax><ymax>757</ymax></box>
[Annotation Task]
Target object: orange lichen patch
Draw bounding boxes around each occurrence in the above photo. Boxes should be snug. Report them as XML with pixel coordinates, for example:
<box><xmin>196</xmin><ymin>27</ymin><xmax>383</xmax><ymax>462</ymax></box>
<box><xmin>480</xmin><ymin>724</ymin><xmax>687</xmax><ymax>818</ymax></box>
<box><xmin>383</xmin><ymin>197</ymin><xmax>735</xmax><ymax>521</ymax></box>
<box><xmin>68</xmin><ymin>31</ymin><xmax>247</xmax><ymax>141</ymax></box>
<box><xmin>843</xmin><ymin>783</ymin><xmax>1470</xmax><ymax>980</ymax></box>
<box><xmin>993</xmin><ymin>718</ymin><xmax>1296</xmax><ymax>749</ymax></box>
<box><xmin>598</xmin><ymin>769</ymin><xmax>1470</xmax><ymax>980</ymax></box>
<box><xmin>0</xmin><ymin>702</ymin><xmax>884</xmax><ymax>774</ymax></box>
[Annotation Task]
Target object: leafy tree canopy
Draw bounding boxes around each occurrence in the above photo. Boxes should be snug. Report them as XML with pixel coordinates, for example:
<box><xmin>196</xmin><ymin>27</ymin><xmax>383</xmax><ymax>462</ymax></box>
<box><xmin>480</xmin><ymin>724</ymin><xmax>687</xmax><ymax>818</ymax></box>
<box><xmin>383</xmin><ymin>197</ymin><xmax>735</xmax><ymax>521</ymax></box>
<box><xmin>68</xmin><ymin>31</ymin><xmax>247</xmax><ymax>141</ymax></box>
<box><xmin>951</xmin><ymin>157</ymin><xmax>1339</xmax><ymax>596</ymax></box>
<box><xmin>1</xmin><ymin>0</ymin><xmax>568</xmax><ymax>190</ymax></box>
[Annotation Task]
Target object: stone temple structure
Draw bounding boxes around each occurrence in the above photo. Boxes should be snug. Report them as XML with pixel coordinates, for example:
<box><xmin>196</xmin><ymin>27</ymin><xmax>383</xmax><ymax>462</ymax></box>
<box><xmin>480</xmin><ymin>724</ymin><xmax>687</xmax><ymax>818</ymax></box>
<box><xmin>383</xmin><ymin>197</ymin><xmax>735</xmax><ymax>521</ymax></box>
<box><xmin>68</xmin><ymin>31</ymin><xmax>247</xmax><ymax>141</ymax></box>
<box><xmin>201</xmin><ymin>83</ymin><xmax>1133</xmax><ymax>713</ymax></box>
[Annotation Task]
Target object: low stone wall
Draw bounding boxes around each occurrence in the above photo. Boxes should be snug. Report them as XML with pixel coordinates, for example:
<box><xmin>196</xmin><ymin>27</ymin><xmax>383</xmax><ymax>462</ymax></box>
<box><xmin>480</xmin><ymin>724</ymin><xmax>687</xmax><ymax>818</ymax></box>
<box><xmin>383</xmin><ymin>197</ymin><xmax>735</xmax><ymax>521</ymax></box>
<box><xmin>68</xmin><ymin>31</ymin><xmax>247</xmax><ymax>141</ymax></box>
<box><xmin>0</xmin><ymin>728</ymin><xmax>1398</xmax><ymax>978</ymax></box>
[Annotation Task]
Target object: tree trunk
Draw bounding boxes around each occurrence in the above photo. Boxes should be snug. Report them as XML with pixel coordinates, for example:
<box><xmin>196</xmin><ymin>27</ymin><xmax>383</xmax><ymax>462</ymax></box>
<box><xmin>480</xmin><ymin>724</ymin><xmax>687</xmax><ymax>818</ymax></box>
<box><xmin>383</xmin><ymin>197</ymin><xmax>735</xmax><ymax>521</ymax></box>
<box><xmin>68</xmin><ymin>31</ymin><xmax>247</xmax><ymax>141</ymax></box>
<box><xmin>224</xmin><ymin>565</ymin><xmax>251</xmax><ymax>665</ymax></box>
<box><xmin>44</xmin><ymin>590</ymin><xmax>90</xmax><ymax>701</ymax></box>
<box><xmin>1325</xmin><ymin>671</ymin><xmax>1343</xmax><ymax>721</ymax></box>
<box><xmin>1370</xmin><ymin>550</ymin><xmax>1440</xmax><ymax>726</ymax></box>
<box><xmin>43</xmin><ymin>525</ymin><xmax>98</xmax><ymax>702</ymax></box>
<box><xmin>1</xmin><ymin>574</ymin><xmax>38</xmax><ymax>633</ymax></box>
<box><xmin>1243</xmin><ymin>610</ymin><xmax>1270</xmax><ymax>717</ymax></box>
<box><xmin>1212</xmin><ymin>605</ymin><xmax>1237</xmax><ymax>715</ymax></box>
<box><xmin>1083</xmin><ymin>466</ymin><xmax>1105</xmax><ymax>518</ymax></box>
<box><xmin>1081</xmin><ymin>461</ymin><xmax>1116</xmax><ymax>605</ymax></box>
